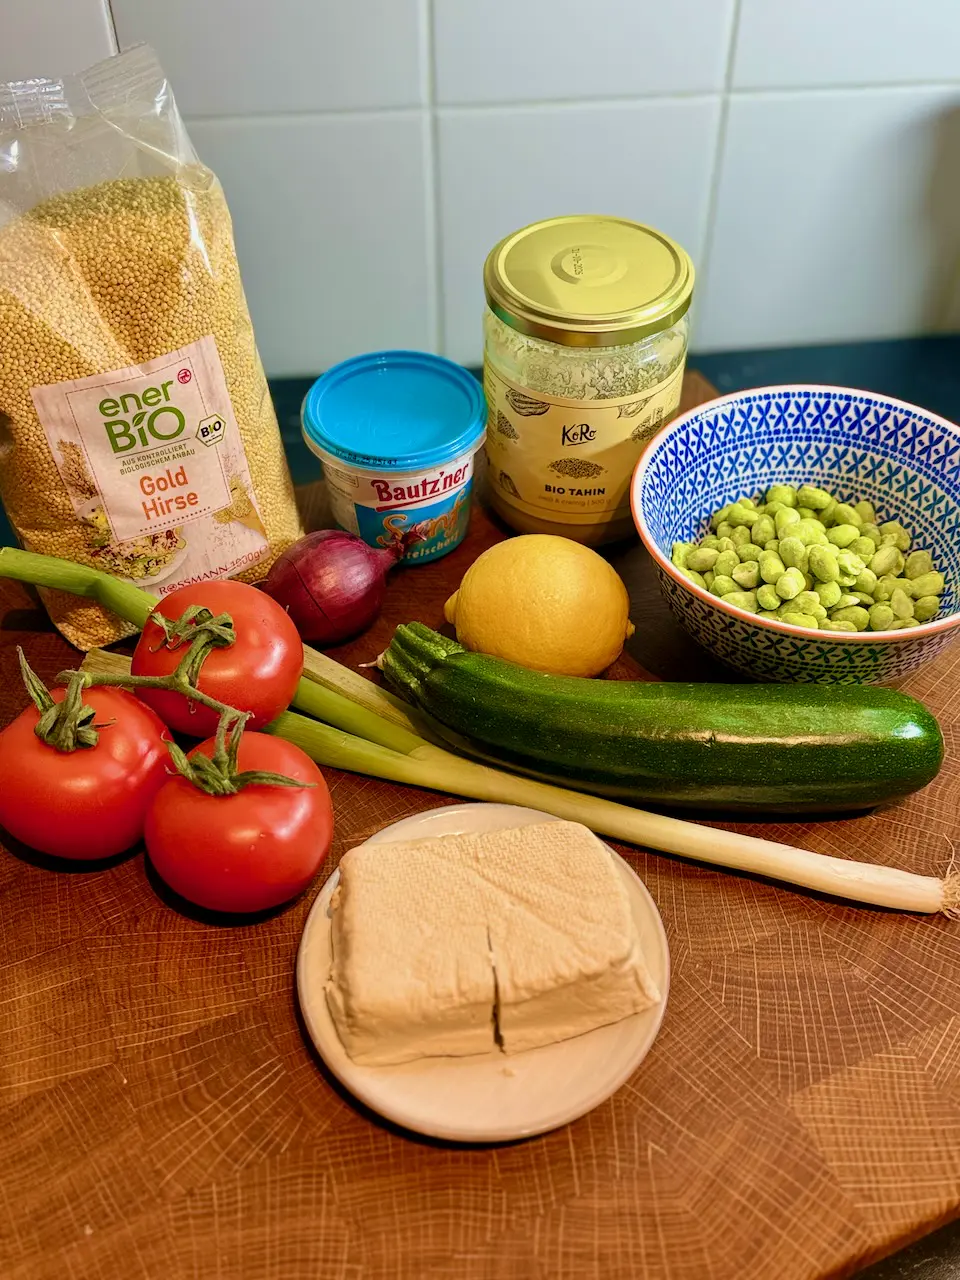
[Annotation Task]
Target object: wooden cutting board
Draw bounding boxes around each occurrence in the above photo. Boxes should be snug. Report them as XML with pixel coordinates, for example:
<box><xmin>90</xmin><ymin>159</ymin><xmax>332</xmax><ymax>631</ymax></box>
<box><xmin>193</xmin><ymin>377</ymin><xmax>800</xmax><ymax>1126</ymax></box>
<box><xmin>1</xmin><ymin>370</ymin><xmax>959</xmax><ymax>1280</ymax></box>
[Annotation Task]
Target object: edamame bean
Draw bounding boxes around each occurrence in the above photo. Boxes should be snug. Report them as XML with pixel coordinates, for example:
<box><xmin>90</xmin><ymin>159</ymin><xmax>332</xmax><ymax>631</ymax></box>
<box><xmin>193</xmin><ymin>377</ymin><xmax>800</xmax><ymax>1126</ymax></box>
<box><xmin>715</xmin><ymin>537</ymin><xmax>736</xmax><ymax>553</ymax></box>
<box><xmin>819</xmin><ymin>500</ymin><xmax>838</xmax><ymax>527</ymax></box>
<box><xmin>703</xmin><ymin>570</ymin><xmax>715</xmax><ymax>589</ymax></box>
<box><xmin>869</xmin><ymin>603</ymin><xmax>896</xmax><ymax>631</ymax></box>
<box><xmin>756</xmin><ymin>584</ymin><xmax>780</xmax><ymax>611</ymax></box>
<box><xmin>793</xmin><ymin>591</ymin><xmax>821</xmax><ymax>614</ymax></box>
<box><xmin>714</xmin><ymin>549</ymin><xmax>740</xmax><ymax>578</ymax></box>
<box><xmin>764</xmin><ymin>501</ymin><xmax>787</xmax><ymax>517</ymax></box>
<box><xmin>751</xmin><ymin>515</ymin><xmax>775</xmax><ymax>546</ymax></box>
<box><xmin>873</xmin><ymin>575</ymin><xmax>904</xmax><ymax>602</ymax></box>
<box><xmin>671</xmin><ymin>542</ymin><xmax>694</xmax><ymax>568</ymax></box>
<box><xmin>780</xmin><ymin>611</ymin><xmax>819</xmax><ymax>629</ymax></box>
<box><xmin>815</xmin><ymin>580</ymin><xmax>842</xmax><ymax>608</ymax></box>
<box><xmin>794</xmin><ymin>519</ymin><xmax>829</xmax><ymax>545</ymax></box>
<box><xmin>827</xmin><ymin>524</ymin><xmax>860</xmax><ymax>548</ymax></box>
<box><xmin>860</xmin><ymin>523</ymin><xmax>882</xmax><ymax>546</ymax></box>
<box><xmin>854</xmin><ymin>500</ymin><xmax>877</xmax><ymax>524</ymax></box>
<box><xmin>836</xmin><ymin>550</ymin><xmax>866</xmax><ymax>577</ymax></box>
<box><xmin>904</xmin><ymin>551</ymin><xmax>934</xmax><ymax>580</ymax></box>
<box><xmin>890</xmin><ymin>588</ymin><xmax>914</xmax><ymax>619</ymax></box>
<box><xmin>727</xmin><ymin>503</ymin><xmax>759</xmax><ymax>527</ymax></box>
<box><xmin>679</xmin><ymin>568</ymin><xmax>707</xmax><ymax>588</ymax></box>
<box><xmin>831</xmin><ymin>502</ymin><xmax>863</xmax><ymax>527</ymax></box>
<box><xmin>758</xmin><ymin>610</ymin><xmax>782</xmax><ymax>621</ymax></box>
<box><xmin>774</xmin><ymin>507</ymin><xmax>801</xmax><ymax>535</ymax></box>
<box><xmin>775</xmin><ymin>567</ymin><xmax>805</xmax><ymax>600</ymax></box>
<box><xmin>808</xmin><ymin>545</ymin><xmax>840</xmax><ymax>582</ymax></box>
<box><xmin>710</xmin><ymin>575</ymin><xmax>738</xmax><ymax>596</ymax></box>
<box><xmin>820</xmin><ymin>618</ymin><xmax>858</xmax><ymax>632</ymax></box>
<box><xmin>855</xmin><ymin>567</ymin><xmax>878</xmax><ymax>595</ymax></box>
<box><xmin>913</xmin><ymin>595</ymin><xmax>940</xmax><ymax>622</ymax></box>
<box><xmin>765</xmin><ymin>484</ymin><xmax>797</xmax><ymax>507</ymax></box>
<box><xmin>732</xmin><ymin>561</ymin><xmax>760</xmax><ymax>589</ymax></box>
<box><xmin>759</xmin><ymin>551</ymin><xmax>787</xmax><ymax>583</ymax></box>
<box><xmin>710</xmin><ymin>506</ymin><xmax>731</xmax><ymax>531</ymax></box>
<box><xmin>831</xmin><ymin>605</ymin><xmax>870</xmax><ymax>629</ymax></box>
<box><xmin>779</xmin><ymin>536</ymin><xmax>807</xmax><ymax>570</ymax></box>
<box><xmin>722</xmin><ymin>590</ymin><xmax>759</xmax><ymax>612</ymax></box>
<box><xmin>797</xmin><ymin>506</ymin><xmax>817</xmax><ymax>521</ymax></box>
<box><xmin>686</xmin><ymin>547</ymin><xmax>719</xmax><ymax>572</ymax></box>
<box><xmin>909</xmin><ymin>570</ymin><xmax>945</xmax><ymax>597</ymax></box>
<box><xmin>880</xmin><ymin>521</ymin><xmax>911</xmax><ymax>551</ymax></box>
<box><xmin>730</xmin><ymin>525</ymin><xmax>751</xmax><ymax>547</ymax></box>
<box><xmin>833</xmin><ymin>594</ymin><xmax>860</xmax><ymax>610</ymax></box>
<box><xmin>869</xmin><ymin>544</ymin><xmax>904</xmax><ymax>577</ymax></box>
<box><xmin>797</xmin><ymin>484</ymin><xmax>833</xmax><ymax>510</ymax></box>
<box><xmin>764</xmin><ymin>539</ymin><xmax>780</xmax><ymax>552</ymax></box>
<box><xmin>887</xmin><ymin>617</ymin><xmax>921</xmax><ymax>629</ymax></box>
<box><xmin>738</xmin><ymin>543</ymin><xmax>764</xmax><ymax>562</ymax></box>
<box><xmin>851</xmin><ymin>537</ymin><xmax>877</xmax><ymax>559</ymax></box>
<box><xmin>716</xmin><ymin>522</ymin><xmax>734</xmax><ymax>539</ymax></box>
<box><xmin>700</xmin><ymin>535</ymin><xmax>721</xmax><ymax>551</ymax></box>
<box><xmin>853</xmin><ymin>592</ymin><xmax>875</xmax><ymax>607</ymax></box>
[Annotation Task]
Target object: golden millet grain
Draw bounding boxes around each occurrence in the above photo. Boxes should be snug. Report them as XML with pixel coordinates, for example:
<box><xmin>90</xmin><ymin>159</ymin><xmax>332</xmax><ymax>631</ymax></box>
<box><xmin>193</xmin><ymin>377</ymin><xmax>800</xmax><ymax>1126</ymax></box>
<box><xmin>0</xmin><ymin>171</ymin><xmax>302</xmax><ymax>648</ymax></box>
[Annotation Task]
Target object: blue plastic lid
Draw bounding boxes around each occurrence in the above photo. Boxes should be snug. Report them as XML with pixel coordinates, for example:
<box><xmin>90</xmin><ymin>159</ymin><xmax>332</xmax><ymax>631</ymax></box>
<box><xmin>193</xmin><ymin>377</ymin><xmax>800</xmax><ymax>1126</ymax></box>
<box><xmin>301</xmin><ymin>350</ymin><xmax>487</xmax><ymax>472</ymax></box>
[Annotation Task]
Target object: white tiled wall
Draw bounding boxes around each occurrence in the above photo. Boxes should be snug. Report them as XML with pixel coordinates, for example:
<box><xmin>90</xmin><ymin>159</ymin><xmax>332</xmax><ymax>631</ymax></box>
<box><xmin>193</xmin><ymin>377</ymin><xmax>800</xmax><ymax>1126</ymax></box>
<box><xmin>3</xmin><ymin>0</ymin><xmax>960</xmax><ymax>372</ymax></box>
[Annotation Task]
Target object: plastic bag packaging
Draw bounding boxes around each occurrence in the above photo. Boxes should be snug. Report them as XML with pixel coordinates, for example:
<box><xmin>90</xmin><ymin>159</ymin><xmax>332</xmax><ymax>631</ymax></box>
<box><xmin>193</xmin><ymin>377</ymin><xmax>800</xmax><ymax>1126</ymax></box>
<box><xmin>0</xmin><ymin>45</ymin><xmax>302</xmax><ymax>648</ymax></box>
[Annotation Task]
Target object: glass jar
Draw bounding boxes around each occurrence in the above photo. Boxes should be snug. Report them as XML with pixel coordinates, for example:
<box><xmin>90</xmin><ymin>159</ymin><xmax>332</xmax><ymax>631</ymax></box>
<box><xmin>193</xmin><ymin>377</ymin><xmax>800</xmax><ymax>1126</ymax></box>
<box><xmin>483</xmin><ymin>215</ymin><xmax>694</xmax><ymax>544</ymax></box>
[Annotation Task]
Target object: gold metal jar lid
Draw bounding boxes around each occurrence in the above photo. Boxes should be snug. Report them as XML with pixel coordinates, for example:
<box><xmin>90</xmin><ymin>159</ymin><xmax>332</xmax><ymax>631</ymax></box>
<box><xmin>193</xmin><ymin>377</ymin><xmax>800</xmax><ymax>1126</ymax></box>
<box><xmin>484</xmin><ymin>214</ymin><xmax>694</xmax><ymax>348</ymax></box>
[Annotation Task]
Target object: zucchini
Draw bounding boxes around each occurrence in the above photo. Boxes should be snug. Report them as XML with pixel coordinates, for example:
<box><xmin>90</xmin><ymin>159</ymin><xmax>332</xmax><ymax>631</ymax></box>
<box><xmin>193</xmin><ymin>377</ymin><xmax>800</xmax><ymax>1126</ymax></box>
<box><xmin>380</xmin><ymin>623</ymin><xmax>944</xmax><ymax>814</ymax></box>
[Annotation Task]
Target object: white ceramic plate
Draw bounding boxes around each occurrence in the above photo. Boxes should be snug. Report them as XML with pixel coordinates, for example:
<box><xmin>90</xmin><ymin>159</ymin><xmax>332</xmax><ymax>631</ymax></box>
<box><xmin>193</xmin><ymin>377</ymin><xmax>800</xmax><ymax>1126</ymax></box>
<box><xmin>296</xmin><ymin>803</ymin><xmax>670</xmax><ymax>1143</ymax></box>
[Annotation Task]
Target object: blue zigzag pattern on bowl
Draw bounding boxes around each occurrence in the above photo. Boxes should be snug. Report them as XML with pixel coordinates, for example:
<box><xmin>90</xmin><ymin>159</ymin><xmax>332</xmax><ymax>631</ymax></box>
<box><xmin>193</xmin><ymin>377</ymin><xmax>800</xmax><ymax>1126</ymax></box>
<box><xmin>636</xmin><ymin>387</ymin><xmax>960</xmax><ymax>683</ymax></box>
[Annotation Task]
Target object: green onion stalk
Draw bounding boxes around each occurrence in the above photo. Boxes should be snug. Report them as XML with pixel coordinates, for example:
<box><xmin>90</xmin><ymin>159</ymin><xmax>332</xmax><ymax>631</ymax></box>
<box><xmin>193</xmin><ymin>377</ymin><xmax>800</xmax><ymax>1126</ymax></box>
<box><xmin>2</xmin><ymin>545</ymin><xmax>957</xmax><ymax>915</ymax></box>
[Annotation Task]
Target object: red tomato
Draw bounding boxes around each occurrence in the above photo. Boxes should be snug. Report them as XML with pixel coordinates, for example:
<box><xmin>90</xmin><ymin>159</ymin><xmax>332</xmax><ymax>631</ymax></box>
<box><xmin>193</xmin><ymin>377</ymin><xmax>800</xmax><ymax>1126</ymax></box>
<box><xmin>145</xmin><ymin>733</ymin><xmax>332</xmax><ymax>913</ymax></box>
<box><xmin>131</xmin><ymin>580</ymin><xmax>303</xmax><ymax>737</ymax></box>
<box><xmin>0</xmin><ymin>688</ymin><xmax>171</xmax><ymax>860</ymax></box>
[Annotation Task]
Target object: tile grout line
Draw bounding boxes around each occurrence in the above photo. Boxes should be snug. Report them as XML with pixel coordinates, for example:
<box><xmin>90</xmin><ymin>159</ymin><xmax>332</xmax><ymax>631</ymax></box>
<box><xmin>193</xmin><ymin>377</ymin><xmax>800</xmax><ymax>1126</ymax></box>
<box><xmin>694</xmin><ymin>0</ymin><xmax>745</xmax><ymax>339</ymax></box>
<box><xmin>422</xmin><ymin>0</ymin><xmax>445</xmax><ymax>356</ymax></box>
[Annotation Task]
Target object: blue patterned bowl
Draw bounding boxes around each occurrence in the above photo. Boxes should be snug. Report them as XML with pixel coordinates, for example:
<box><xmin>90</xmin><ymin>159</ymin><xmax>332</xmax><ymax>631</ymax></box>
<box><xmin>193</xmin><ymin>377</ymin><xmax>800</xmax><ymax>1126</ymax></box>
<box><xmin>630</xmin><ymin>385</ymin><xmax>960</xmax><ymax>683</ymax></box>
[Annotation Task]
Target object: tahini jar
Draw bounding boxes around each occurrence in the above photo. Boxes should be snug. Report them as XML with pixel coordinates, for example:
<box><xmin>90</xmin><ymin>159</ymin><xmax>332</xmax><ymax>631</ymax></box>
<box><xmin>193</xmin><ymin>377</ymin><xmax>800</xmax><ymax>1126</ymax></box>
<box><xmin>483</xmin><ymin>215</ymin><xmax>694</xmax><ymax>544</ymax></box>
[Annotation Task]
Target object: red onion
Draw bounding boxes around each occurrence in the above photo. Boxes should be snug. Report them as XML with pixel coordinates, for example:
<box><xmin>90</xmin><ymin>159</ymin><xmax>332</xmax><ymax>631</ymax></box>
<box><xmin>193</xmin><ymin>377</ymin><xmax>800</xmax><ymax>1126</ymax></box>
<box><xmin>260</xmin><ymin>530</ymin><xmax>405</xmax><ymax>645</ymax></box>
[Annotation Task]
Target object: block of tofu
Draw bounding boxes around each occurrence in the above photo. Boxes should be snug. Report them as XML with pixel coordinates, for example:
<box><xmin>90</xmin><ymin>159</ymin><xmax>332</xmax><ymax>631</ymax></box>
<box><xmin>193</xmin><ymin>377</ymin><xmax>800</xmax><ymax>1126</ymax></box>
<box><xmin>326</xmin><ymin>839</ymin><xmax>497</xmax><ymax>1066</ymax></box>
<box><xmin>473</xmin><ymin>822</ymin><xmax>661</xmax><ymax>1054</ymax></box>
<box><xmin>325</xmin><ymin>819</ymin><xmax>660</xmax><ymax>1066</ymax></box>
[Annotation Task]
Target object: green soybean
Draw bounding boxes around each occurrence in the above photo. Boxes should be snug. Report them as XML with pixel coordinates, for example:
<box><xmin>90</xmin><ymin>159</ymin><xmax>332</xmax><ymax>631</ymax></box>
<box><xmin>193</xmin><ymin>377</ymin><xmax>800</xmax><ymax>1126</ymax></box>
<box><xmin>715</xmin><ymin>537</ymin><xmax>736</xmax><ymax>553</ymax></box>
<box><xmin>852</xmin><ymin>536</ymin><xmax>878</xmax><ymax>559</ymax></box>
<box><xmin>854</xmin><ymin>500</ymin><xmax>877</xmax><ymax>524</ymax></box>
<box><xmin>686</xmin><ymin>547</ymin><xmax>719</xmax><ymax>572</ymax></box>
<box><xmin>703</xmin><ymin>570</ymin><xmax>715</xmax><ymax>589</ymax></box>
<box><xmin>909</xmin><ymin>570</ymin><xmax>945</xmax><ymax>598</ymax></box>
<box><xmin>904</xmin><ymin>550</ymin><xmax>933</xmax><ymax>579</ymax></box>
<box><xmin>860</xmin><ymin>523</ymin><xmax>882</xmax><ymax>546</ymax></box>
<box><xmin>833</xmin><ymin>594</ymin><xmax>861</xmax><ymax>610</ymax></box>
<box><xmin>853</xmin><ymin>592</ymin><xmax>876</xmax><ymax>607</ymax></box>
<box><xmin>759</xmin><ymin>551</ymin><xmax>787</xmax><ymax>583</ymax></box>
<box><xmin>797</xmin><ymin>484</ymin><xmax>833</xmax><ymax>510</ymax></box>
<box><xmin>732</xmin><ymin>561</ymin><xmax>760</xmax><ymax>589</ymax></box>
<box><xmin>797</xmin><ymin>506</ymin><xmax>817</xmax><ymax>521</ymax></box>
<box><xmin>714</xmin><ymin>549</ymin><xmax>740</xmax><ymax>578</ymax></box>
<box><xmin>831</xmin><ymin>605</ymin><xmax>870</xmax><ymax>629</ymax></box>
<box><xmin>913</xmin><ymin>595</ymin><xmax>941</xmax><ymax>622</ymax></box>
<box><xmin>679</xmin><ymin>568</ymin><xmax>707</xmax><ymax>588</ymax></box>
<box><xmin>756</xmin><ymin>583</ymin><xmax>780</xmax><ymax>611</ymax></box>
<box><xmin>727</xmin><ymin>503</ymin><xmax>759</xmax><ymax>528</ymax></box>
<box><xmin>815</xmin><ymin>580</ymin><xmax>842</xmax><ymax>608</ymax></box>
<box><xmin>890</xmin><ymin>588</ymin><xmax>914</xmax><ymax>620</ymax></box>
<box><xmin>774</xmin><ymin>507</ymin><xmax>801</xmax><ymax>535</ymax></box>
<box><xmin>855</xmin><ymin>567</ymin><xmax>878</xmax><ymax>595</ymax></box>
<box><xmin>870</xmin><ymin>544</ymin><xmax>904</xmax><ymax>577</ymax></box>
<box><xmin>831</xmin><ymin>502</ymin><xmax>863</xmax><ymax>527</ymax></box>
<box><xmin>794</xmin><ymin>518</ymin><xmax>830</xmax><ymax>545</ymax></box>
<box><xmin>869</xmin><ymin>603</ymin><xmax>896</xmax><ymax>631</ymax></box>
<box><xmin>751</xmin><ymin>515</ymin><xmax>776</xmax><ymax>546</ymax></box>
<box><xmin>671</xmin><ymin>542</ymin><xmax>694</xmax><ymax>568</ymax></box>
<box><xmin>779</xmin><ymin>536</ymin><xmax>807</xmax><ymax>570</ymax></box>
<box><xmin>765</xmin><ymin>484</ymin><xmax>797</xmax><ymax>507</ymax></box>
<box><xmin>710</xmin><ymin>574</ymin><xmax>737</xmax><ymax>596</ymax></box>
<box><xmin>820</xmin><ymin>618</ymin><xmax>858</xmax><ymax>632</ymax></box>
<box><xmin>827</xmin><ymin>524</ymin><xmax>860</xmax><ymax>548</ymax></box>
<box><xmin>716</xmin><ymin>522</ymin><xmax>734</xmax><ymax>539</ymax></box>
<box><xmin>738</xmin><ymin>543</ymin><xmax>764</xmax><ymax>562</ymax></box>
<box><xmin>722</xmin><ymin>590</ymin><xmax>759</xmax><ymax>612</ymax></box>
<box><xmin>775</xmin><ymin>567</ymin><xmax>805</xmax><ymax>600</ymax></box>
<box><xmin>808</xmin><ymin>545</ymin><xmax>840</xmax><ymax>582</ymax></box>
<box><xmin>880</xmin><ymin>521</ymin><xmax>911</xmax><ymax>551</ymax></box>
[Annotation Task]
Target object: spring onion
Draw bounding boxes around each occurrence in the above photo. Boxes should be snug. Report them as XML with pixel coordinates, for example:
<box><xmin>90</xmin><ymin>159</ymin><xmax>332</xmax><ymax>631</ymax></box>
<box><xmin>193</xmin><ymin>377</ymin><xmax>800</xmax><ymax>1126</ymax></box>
<box><xmin>80</xmin><ymin>648</ymin><xmax>958</xmax><ymax>915</ymax></box>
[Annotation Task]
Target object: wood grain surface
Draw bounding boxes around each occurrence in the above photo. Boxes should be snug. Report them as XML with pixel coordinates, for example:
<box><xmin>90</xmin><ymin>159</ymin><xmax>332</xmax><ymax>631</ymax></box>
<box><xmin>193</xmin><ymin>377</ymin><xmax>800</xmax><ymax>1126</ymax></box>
<box><xmin>2</xmin><ymin>369</ymin><xmax>960</xmax><ymax>1279</ymax></box>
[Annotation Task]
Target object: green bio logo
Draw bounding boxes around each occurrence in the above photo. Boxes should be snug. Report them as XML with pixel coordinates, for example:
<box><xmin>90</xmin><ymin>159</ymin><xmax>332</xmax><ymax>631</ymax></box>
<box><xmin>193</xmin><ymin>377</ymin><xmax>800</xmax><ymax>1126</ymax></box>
<box><xmin>100</xmin><ymin>380</ymin><xmax>185</xmax><ymax>454</ymax></box>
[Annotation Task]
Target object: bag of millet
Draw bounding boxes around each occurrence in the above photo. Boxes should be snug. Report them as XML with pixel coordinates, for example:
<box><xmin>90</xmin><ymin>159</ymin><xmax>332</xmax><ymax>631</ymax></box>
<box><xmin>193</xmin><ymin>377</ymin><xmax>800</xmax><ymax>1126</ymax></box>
<box><xmin>0</xmin><ymin>45</ymin><xmax>302</xmax><ymax>648</ymax></box>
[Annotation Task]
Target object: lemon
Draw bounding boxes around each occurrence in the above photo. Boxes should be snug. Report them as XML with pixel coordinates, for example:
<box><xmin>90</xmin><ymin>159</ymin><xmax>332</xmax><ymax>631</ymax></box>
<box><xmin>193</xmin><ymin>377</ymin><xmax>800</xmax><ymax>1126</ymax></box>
<box><xmin>443</xmin><ymin>534</ymin><xmax>635</xmax><ymax>677</ymax></box>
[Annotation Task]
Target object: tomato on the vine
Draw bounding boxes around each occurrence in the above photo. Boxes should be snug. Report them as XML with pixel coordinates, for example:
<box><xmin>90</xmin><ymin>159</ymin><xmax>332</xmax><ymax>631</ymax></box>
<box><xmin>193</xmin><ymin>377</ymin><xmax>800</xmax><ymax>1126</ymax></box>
<box><xmin>0</xmin><ymin>687</ymin><xmax>171</xmax><ymax>860</ymax></box>
<box><xmin>131</xmin><ymin>580</ymin><xmax>303</xmax><ymax>737</ymax></box>
<box><xmin>144</xmin><ymin>733</ymin><xmax>332</xmax><ymax>913</ymax></box>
